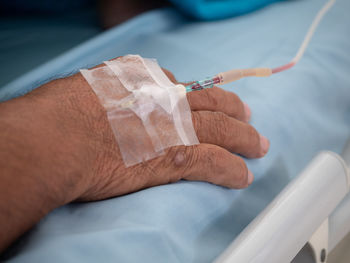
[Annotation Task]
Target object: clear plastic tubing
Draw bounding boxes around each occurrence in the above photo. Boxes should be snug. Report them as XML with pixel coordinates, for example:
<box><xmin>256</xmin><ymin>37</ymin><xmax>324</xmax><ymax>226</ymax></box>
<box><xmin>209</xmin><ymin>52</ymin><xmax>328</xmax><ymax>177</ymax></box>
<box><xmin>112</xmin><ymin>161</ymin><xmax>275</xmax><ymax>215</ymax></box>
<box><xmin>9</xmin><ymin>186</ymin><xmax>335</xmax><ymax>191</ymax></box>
<box><xmin>186</xmin><ymin>0</ymin><xmax>336</xmax><ymax>93</ymax></box>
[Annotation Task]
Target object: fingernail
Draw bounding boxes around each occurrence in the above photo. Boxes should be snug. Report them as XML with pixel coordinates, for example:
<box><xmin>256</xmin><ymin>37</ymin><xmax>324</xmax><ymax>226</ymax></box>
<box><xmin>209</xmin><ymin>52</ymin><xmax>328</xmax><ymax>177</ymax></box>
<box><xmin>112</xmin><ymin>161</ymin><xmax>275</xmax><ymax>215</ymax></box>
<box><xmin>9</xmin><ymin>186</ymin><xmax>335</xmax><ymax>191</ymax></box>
<box><xmin>259</xmin><ymin>134</ymin><xmax>270</xmax><ymax>156</ymax></box>
<box><xmin>247</xmin><ymin>170</ymin><xmax>254</xmax><ymax>185</ymax></box>
<box><xmin>243</xmin><ymin>102</ymin><xmax>251</xmax><ymax>122</ymax></box>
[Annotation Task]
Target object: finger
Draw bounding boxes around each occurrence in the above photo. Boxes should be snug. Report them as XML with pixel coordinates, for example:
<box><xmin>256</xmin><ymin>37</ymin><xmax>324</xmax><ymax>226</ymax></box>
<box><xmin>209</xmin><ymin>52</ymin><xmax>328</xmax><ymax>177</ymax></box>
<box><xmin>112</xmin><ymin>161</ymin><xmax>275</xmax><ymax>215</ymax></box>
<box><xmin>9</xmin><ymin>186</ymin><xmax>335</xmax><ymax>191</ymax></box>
<box><xmin>192</xmin><ymin>111</ymin><xmax>269</xmax><ymax>158</ymax></box>
<box><xmin>160</xmin><ymin>68</ymin><xmax>251</xmax><ymax>122</ymax></box>
<box><xmin>187</xmin><ymin>86</ymin><xmax>251</xmax><ymax>122</ymax></box>
<box><xmin>146</xmin><ymin>144</ymin><xmax>254</xmax><ymax>189</ymax></box>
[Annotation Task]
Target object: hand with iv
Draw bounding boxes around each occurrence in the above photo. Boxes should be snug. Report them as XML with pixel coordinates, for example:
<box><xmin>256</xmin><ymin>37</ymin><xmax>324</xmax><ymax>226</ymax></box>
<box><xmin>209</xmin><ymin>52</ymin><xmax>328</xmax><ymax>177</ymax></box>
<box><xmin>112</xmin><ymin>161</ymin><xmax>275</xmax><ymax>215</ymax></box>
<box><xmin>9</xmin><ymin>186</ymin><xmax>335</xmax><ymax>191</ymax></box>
<box><xmin>0</xmin><ymin>58</ymin><xmax>269</xmax><ymax>252</ymax></box>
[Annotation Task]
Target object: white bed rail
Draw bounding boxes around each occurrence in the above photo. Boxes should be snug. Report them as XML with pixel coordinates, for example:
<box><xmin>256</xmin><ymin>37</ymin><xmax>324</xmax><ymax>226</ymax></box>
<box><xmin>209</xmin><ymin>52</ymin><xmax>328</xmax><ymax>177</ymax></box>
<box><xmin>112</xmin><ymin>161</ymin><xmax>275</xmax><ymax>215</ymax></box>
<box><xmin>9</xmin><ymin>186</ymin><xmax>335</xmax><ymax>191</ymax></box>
<box><xmin>215</xmin><ymin>149</ymin><xmax>350</xmax><ymax>263</ymax></box>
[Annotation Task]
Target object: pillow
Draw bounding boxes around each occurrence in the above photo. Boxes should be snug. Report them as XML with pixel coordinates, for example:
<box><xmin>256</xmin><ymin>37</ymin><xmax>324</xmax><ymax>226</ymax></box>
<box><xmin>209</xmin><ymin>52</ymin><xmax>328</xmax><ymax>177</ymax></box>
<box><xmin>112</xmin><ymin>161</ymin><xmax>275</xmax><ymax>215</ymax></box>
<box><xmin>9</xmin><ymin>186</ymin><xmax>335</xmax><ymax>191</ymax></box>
<box><xmin>169</xmin><ymin>0</ymin><xmax>282</xmax><ymax>20</ymax></box>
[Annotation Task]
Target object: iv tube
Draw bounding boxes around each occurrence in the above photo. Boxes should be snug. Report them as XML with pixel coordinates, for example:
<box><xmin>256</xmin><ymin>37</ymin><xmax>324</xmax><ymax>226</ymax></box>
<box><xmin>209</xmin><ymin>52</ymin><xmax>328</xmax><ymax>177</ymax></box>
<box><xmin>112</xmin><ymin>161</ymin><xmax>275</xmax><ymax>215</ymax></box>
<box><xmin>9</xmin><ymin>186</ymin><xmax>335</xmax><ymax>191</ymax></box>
<box><xmin>186</xmin><ymin>0</ymin><xmax>336</xmax><ymax>92</ymax></box>
<box><xmin>271</xmin><ymin>0</ymin><xmax>336</xmax><ymax>74</ymax></box>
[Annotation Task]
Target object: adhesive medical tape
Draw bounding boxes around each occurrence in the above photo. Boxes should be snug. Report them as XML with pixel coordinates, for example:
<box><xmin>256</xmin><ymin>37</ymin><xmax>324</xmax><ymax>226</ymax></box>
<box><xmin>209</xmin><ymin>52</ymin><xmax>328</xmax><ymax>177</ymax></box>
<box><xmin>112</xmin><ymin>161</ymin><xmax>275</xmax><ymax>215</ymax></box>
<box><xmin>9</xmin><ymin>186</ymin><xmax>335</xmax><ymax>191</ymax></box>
<box><xmin>105</xmin><ymin>55</ymin><xmax>199</xmax><ymax>146</ymax></box>
<box><xmin>81</xmin><ymin>55</ymin><xmax>198</xmax><ymax>167</ymax></box>
<box><xmin>142</xmin><ymin>58</ymin><xmax>198</xmax><ymax>146</ymax></box>
<box><xmin>81</xmin><ymin>66</ymin><xmax>164</xmax><ymax>166</ymax></box>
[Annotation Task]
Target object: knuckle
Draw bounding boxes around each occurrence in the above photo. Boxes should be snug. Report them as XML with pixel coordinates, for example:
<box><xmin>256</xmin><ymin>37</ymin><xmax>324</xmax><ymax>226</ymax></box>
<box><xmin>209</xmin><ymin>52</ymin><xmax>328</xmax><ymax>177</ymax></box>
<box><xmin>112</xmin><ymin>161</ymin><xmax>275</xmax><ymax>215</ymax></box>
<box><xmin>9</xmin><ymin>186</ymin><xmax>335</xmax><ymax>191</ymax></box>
<box><xmin>214</xmin><ymin>111</ymin><xmax>231</xmax><ymax>134</ymax></box>
<box><xmin>166</xmin><ymin>146</ymin><xmax>199</xmax><ymax>182</ymax></box>
<box><xmin>193</xmin><ymin>111</ymin><xmax>231</xmax><ymax>144</ymax></box>
<box><xmin>213</xmin><ymin>111</ymin><xmax>227</xmax><ymax>122</ymax></box>
<box><xmin>172</xmin><ymin>146</ymin><xmax>188</xmax><ymax>167</ymax></box>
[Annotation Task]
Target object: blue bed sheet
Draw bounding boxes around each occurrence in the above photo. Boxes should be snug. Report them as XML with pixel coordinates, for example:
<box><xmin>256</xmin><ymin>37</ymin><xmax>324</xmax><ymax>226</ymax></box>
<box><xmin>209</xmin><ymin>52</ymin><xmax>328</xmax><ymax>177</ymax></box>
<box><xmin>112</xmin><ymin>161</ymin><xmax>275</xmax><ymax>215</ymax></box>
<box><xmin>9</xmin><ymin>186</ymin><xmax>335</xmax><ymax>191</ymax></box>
<box><xmin>3</xmin><ymin>0</ymin><xmax>350</xmax><ymax>262</ymax></box>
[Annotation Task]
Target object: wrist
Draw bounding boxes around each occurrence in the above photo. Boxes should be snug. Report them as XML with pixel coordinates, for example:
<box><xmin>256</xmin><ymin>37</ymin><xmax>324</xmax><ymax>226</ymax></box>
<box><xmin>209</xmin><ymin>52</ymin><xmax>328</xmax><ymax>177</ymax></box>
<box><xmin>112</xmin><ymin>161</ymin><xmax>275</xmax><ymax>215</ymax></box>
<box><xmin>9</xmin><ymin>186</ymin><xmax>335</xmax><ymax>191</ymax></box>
<box><xmin>31</xmin><ymin>74</ymin><xmax>107</xmax><ymax>204</ymax></box>
<box><xmin>1</xmin><ymin>74</ymin><xmax>104</xmax><ymax>206</ymax></box>
<box><xmin>0</xmin><ymin>73</ymin><xmax>108</xmax><ymax>251</ymax></box>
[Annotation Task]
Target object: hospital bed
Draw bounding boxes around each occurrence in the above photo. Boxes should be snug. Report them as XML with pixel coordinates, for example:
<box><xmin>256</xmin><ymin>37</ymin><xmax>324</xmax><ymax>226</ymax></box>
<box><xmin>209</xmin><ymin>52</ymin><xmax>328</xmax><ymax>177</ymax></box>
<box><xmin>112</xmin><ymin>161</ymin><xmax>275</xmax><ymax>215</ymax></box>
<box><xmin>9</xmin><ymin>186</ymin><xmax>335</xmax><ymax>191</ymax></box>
<box><xmin>1</xmin><ymin>0</ymin><xmax>350</xmax><ymax>262</ymax></box>
<box><xmin>217</xmin><ymin>141</ymin><xmax>350</xmax><ymax>263</ymax></box>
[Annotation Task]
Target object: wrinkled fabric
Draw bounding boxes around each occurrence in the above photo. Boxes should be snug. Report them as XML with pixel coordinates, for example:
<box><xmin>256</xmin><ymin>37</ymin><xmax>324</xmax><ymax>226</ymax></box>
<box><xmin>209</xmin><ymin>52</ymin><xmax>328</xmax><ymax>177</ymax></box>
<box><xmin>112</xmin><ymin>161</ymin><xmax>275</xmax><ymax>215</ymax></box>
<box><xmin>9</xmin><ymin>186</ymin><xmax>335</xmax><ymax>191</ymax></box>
<box><xmin>2</xmin><ymin>0</ymin><xmax>350</xmax><ymax>262</ymax></box>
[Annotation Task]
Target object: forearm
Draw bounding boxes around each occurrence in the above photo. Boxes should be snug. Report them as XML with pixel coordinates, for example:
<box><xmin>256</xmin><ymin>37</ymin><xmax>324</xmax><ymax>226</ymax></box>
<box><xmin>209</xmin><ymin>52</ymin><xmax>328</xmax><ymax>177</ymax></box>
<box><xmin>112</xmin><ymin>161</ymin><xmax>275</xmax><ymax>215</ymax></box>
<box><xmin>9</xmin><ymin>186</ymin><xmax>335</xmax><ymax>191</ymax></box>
<box><xmin>0</xmin><ymin>134</ymin><xmax>61</xmax><ymax>252</ymax></box>
<box><xmin>0</xmin><ymin>75</ymin><xmax>95</xmax><ymax>252</ymax></box>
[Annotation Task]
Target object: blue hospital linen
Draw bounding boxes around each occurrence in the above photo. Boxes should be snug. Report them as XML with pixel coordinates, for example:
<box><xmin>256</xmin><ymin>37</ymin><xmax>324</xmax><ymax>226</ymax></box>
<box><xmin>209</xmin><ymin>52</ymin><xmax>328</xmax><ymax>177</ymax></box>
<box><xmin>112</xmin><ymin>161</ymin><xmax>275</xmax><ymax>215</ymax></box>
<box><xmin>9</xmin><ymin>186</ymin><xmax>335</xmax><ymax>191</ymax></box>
<box><xmin>168</xmin><ymin>0</ymin><xmax>281</xmax><ymax>20</ymax></box>
<box><xmin>2</xmin><ymin>0</ymin><xmax>350</xmax><ymax>262</ymax></box>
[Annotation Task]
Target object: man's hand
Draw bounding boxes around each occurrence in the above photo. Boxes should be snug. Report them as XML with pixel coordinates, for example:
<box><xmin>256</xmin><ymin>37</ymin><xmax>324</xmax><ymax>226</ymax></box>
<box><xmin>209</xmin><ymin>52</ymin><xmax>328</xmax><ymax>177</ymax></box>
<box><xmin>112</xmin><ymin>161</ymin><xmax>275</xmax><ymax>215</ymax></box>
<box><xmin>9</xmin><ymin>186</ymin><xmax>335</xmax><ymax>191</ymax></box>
<box><xmin>0</xmin><ymin>59</ymin><xmax>269</xmax><ymax>252</ymax></box>
<box><xmin>76</xmin><ymin>69</ymin><xmax>269</xmax><ymax>201</ymax></box>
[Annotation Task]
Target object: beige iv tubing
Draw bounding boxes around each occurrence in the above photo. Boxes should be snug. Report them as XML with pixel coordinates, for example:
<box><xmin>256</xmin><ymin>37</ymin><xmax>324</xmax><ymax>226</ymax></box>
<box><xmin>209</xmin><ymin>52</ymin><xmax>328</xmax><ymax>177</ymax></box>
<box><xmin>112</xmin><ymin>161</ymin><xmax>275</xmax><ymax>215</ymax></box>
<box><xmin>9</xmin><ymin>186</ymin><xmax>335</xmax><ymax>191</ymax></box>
<box><xmin>186</xmin><ymin>0</ymin><xmax>336</xmax><ymax>92</ymax></box>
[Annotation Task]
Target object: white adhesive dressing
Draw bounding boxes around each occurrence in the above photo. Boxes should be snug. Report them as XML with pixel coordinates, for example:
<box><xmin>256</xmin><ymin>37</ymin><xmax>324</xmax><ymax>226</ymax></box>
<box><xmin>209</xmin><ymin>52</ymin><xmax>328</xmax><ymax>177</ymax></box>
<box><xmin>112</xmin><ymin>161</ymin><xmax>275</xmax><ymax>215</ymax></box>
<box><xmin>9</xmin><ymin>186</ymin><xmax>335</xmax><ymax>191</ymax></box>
<box><xmin>142</xmin><ymin>58</ymin><xmax>198</xmax><ymax>146</ymax></box>
<box><xmin>81</xmin><ymin>66</ymin><xmax>161</xmax><ymax>165</ymax></box>
<box><xmin>81</xmin><ymin>55</ymin><xmax>198</xmax><ymax>167</ymax></box>
<box><xmin>80</xmin><ymin>66</ymin><xmax>130</xmax><ymax>110</ymax></box>
<box><xmin>105</xmin><ymin>55</ymin><xmax>172</xmax><ymax>113</ymax></box>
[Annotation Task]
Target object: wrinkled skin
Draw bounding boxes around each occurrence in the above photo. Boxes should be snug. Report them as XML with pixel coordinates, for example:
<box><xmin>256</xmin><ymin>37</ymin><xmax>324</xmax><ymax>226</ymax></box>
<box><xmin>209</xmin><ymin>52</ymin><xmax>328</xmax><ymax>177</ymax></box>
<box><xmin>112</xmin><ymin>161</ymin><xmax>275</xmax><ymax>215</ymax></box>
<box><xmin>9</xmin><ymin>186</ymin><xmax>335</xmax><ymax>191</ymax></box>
<box><xmin>0</xmin><ymin>58</ymin><xmax>269</xmax><ymax>252</ymax></box>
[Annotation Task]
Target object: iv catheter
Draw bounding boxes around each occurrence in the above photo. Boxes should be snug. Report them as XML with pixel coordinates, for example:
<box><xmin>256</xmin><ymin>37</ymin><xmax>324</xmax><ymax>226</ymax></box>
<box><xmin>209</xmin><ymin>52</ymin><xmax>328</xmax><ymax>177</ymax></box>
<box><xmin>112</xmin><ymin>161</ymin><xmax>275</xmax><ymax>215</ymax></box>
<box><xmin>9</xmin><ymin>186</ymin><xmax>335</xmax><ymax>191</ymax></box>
<box><xmin>185</xmin><ymin>0</ymin><xmax>336</xmax><ymax>93</ymax></box>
